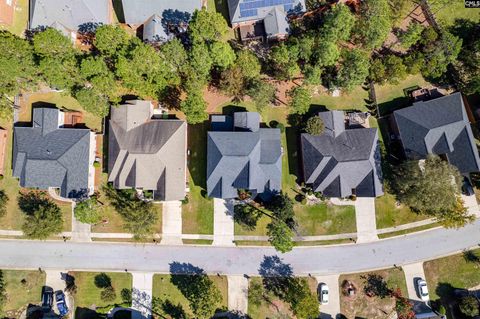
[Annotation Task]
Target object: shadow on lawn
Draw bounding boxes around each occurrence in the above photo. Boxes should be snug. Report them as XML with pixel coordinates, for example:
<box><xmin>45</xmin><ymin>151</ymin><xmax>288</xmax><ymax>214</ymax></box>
<box><xmin>187</xmin><ymin>122</ymin><xmax>209</xmax><ymax>191</ymax></box>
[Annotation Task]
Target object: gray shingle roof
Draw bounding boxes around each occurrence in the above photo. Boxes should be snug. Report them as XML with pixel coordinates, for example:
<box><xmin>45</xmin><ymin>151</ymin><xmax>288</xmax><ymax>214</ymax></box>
<box><xmin>393</xmin><ymin>92</ymin><xmax>480</xmax><ymax>175</ymax></box>
<box><xmin>227</xmin><ymin>0</ymin><xmax>305</xmax><ymax>36</ymax></box>
<box><xmin>108</xmin><ymin>100</ymin><xmax>186</xmax><ymax>201</ymax></box>
<box><xmin>301</xmin><ymin>111</ymin><xmax>383</xmax><ymax>198</ymax></box>
<box><xmin>29</xmin><ymin>0</ymin><xmax>110</xmax><ymax>31</ymax></box>
<box><xmin>121</xmin><ymin>0</ymin><xmax>202</xmax><ymax>41</ymax></box>
<box><xmin>207</xmin><ymin>112</ymin><xmax>282</xmax><ymax>199</ymax></box>
<box><xmin>13</xmin><ymin>108</ymin><xmax>92</xmax><ymax>198</ymax></box>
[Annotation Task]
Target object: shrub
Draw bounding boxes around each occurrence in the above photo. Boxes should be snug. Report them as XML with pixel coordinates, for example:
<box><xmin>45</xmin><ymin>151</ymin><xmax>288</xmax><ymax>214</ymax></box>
<box><xmin>101</xmin><ymin>286</ymin><xmax>116</xmax><ymax>302</ymax></box>
<box><xmin>93</xmin><ymin>161</ymin><xmax>101</xmax><ymax>168</ymax></box>
<box><xmin>305</xmin><ymin>116</ymin><xmax>325</xmax><ymax>135</ymax></box>
<box><xmin>120</xmin><ymin>288</ymin><xmax>132</xmax><ymax>303</ymax></box>
<box><xmin>94</xmin><ymin>273</ymin><xmax>112</xmax><ymax>289</ymax></box>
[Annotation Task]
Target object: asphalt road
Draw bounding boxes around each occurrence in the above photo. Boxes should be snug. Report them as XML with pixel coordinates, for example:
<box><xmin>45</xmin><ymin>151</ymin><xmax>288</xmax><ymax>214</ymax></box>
<box><xmin>2</xmin><ymin>220</ymin><xmax>480</xmax><ymax>276</ymax></box>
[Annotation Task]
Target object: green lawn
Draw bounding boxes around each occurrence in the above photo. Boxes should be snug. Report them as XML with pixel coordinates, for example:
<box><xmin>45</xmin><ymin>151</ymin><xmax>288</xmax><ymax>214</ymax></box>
<box><xmin>0</xmin><ymin>0</ymin><xmax>28</xmax><ymax>36</ymax></box>
<box><xmin>430</xmin><ymin>0</ymin><xmax>480</xmax><ymax>27</ymax></box>
<box><xmin>2</xmin><ymin>269</ymin><xmax>46</xmax><ymax>315</ymax></box>
<box><xmin>339</xmin><ymin>268</ymin><xmax>407</xmax><ymax>319</ymax></box>
<box><xmin>424</xmin><ymin>248</ymin><xmax>480</xmax><ymax>300</ymax></box>
<box><xmin>183</xmin><ymin>123</ymin><xmax>214</xmax><ymax>234</ymax></box>
<box><xmin>310</xmin><ymin>85</ymin><xmax>370</xmax><ymax>112</ymax></box>
<box><xmin>152</xmin><ymin>274</ymin><xmax>228</xmax><ymax>318</ymax></box>
<box><xmin>295</xmin><ymin>203</ymin><xmax>356</xmax><ymax>236</ymax></box>
<box><xmin>72</xmin><ymin>271</ymin><xmax>132</xmax><ymax>318</ymax></box>
<box><xmin>375</xmin><ymin>193</ymin><xmax>427</xmax><ymax>229</ymax></box>
<box><xmin>375</xmin><ymin>74</ymin><xmax>430</xmax><ymax>116</ymax></box>
<box><xmin>247</xmin><ymin>276</ymin><xmax>318</xmax><ymax>319</ymax></box>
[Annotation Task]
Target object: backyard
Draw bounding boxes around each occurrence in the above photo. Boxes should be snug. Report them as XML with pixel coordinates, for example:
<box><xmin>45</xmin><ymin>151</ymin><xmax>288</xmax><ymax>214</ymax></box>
<box><xmin>247</xmin><ymin>276</ymin><xmax>318</xmax><ymax>319</ymax></box>
<box><xmin>430</xmin><ymin>0</ymin><xmax>480</xmax><ymax>27</ymax></box>
<box><xmin>152</xmin><ymin>274</ymin><xmax>228</xmax><ymax>318</ymax></box>
<box><xmin>2</xmin><ymin>269</ymin><xmax>46</xmax><ymax>318</ymax></box>
<box><xmin>71</xmin><ymin>271</ymin><xmax>132</xmax><ymax>319</ymax></box>
<box><xmin>339</xmin><ymin>268</ymin><xmax>408</xmax><ymax>319</ymax></box>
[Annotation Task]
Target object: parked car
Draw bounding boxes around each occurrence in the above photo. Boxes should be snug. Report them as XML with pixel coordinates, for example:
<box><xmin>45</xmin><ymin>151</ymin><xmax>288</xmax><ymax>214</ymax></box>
<box><xmin>319</xmin><ymin>283</ymin><xmax>329</xmax><ymax>305</ymax></box>
<box><xmin>41</xmin><ymin>286</ymin><xmax>54</xmax><ymax>311</ymax></box>
<box><xmin>416</xmin><ymin>278</ymin><xmax>429</xmax><ymax>301</ymax></box>
<box><xmin>462</xmin><ymin>178</ymin><xmax>474</xmax><ymax>196</ymax></box>
<box><xmin>55</xmin><ymin>291</ymin><xmax>69</xmax><ymax>316</ymax></box>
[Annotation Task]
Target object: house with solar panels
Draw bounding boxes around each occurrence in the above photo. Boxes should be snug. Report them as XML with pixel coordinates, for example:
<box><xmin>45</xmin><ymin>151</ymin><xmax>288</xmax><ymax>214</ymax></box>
<box><xmin>227</xmin><ymin>0</ymin><xmax>305</xmax><ymax>42</ymax></box>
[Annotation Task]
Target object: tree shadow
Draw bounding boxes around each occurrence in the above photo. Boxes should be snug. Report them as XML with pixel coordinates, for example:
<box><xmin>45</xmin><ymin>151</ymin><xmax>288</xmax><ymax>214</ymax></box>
<box><xmin>221</xmin><ymin>105</ymin><xmax>248</xmax><ymax>116</ymax></box>
<box><xmin>377</xmin><ymin>97</ymin><xmax>411</xmax><ymax>117</ymax></box>
<box><xmin>112</xmin><ymin>0</ymin><xmax>125</xmax><ymax>23</ymax></box>
<box><xmin>187</xmin><ymin>121</ymin><xmax>209</xmax><ymax>191</ymax></box>
<box><xmin>75</xmin><ymin>307</ymin><xmax>105</xmax><ymax>319</ymax></box>
<box><xmin>285</xmin><ymin>126</ymin><xmax>301</xmax><ymax>184</ymax></box>
<box><xmin>17</xmin><ymin>191</ymin><xmax>51</xmax><ymax>215</ymax></box>
<box><xmin>258</xmin><ymin>255</ymin><xmax>294</xmax><ymax>300</ymax></box>
<box><xmin>160</xmin><ymin>299</ymin><xmax>188</xmax><ymax>319</ymax></box>
<box><xmin>94</xmin><ymin>272</ymin><xmax>112</xmax><ymax>288</ymax></box>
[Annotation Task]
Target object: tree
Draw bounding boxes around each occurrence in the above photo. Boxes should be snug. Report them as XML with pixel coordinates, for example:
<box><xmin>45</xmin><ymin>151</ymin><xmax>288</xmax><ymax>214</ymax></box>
<box><xmin>362</xmin><ymin>273</ymin><xmax>391</xmax><ymax>298</ymax></box>
<box><xmin>121</xmin><ymin>288</ymin><xmax>132</xmax><ymax>303</ymax></box>
<box><xmin>289</xmin><ymin>86</ymin><xmax>311</xmax><ymax>115</ymax></box>
<box><xmin>370</xmin><ymin>55</ymin><xmax>407</xmax><ymax>84</ymax></box>
<box><xmin>0</xmin><ymin>270</ymin><xmax>5</xmax><ymax>315</ymax></box>
<box><xmin>314</xmin><ymin>39</ymin><xmax>340</xmax><ymax>67</ymax></box>
<box><xmin>305</xmin><ymin>116</ymin><xmax>324</xmax><ymax>135</ymax></box>
<box><xmin>289</xmin><ymin>34</ymin><xmax>315</xmax><ymax>62</ymax></box>
<box><xmin>267</xmin><ymin>220</ymin><xmax>294</xmax><ymax>253</ymax></box>
<box><xmin>393</xmin><ymin>156</ymin><xmax>474</xmax><ymax>227</ymax></box>
<box><xmin>422</xmin><ymin>31</ymin><xmax>462</xmax><ymax>79</ymax></box>
<box><xmin>356</xmin><ymin>0</ymin><xmax>392</xmax><ymax>49</ymax></box>
<box><xmin>233</xmin><ymin>204</ymin><xmax>262</xmax><ymax>230</ymax></box>
<box><xmin>0</xmin><ymin>31</ymin><xmax>38</xmax><ymax>119</ymax></box>
<box><xmin>303</xmin><ymin>64</ymin><xmax>323</xmax><ymax>85</ymax></box>
<box><xmin>188</xmin><ymin>43</ymin><xmax>213</xmax><ymax>86</ymax></box>
<box><xmin>268</xmin><ymin>193</ymin><xmax>295</xmax><ymax>228</ymax></box>
<box><xmin>188</xmin><ymin>9</ymin><xmax>229</xmax><ymax>43</ymax></box>
<box><xmin>181</xmin><ymin>89</ymin><xmax>208</xmax><ymax>124</ymax></box>
<box><xmin>236</xmin><ymin>50</ymin><xmax>261</xmax><ymax>80</ymax></box>
<box><xmin>270</xmin><ymin>43</ymin><xmax>300</xmax><ymax>80</ymax></box>
<box><xmin>19</xmin><ymin>192</ymin><xmax>63</xmax><ymax>240</ymax></box>
<box><xmin>399</xmin><ymin>22</ymin><xmax>424</xmax><ymax>49</ymax></box>
<box><xmin>160</xmin><ymin>38</ymin><xmax>188</xmax><ymax>74</ymax></box>
<box><xmin>247</xmin><ymin>79</ymin><xmax>276</xmax><ymax>112</ymax></box>
<box><xmin>75</xmin><ymin>88</ymin><xmax>110</xmax><ymax>117</ymax></box>
<box><xmin>0</xmin><ymin>191</ymin><xmax>8</xmax><ymax>218</ymax></box>
<box><xmin>459</xmin><ymin>296</ymin><xmax>479</xmax><ymax>317</ymax></box>
<box><xmin>287</xmin><ymin>278</ymin><xmax>319</xmax><ymax>319</ymax></box>
<box><xmin>33</xmin><ymin>28</ymin><xmax>75</xmax><ymax>59</ymax></box>
<box><xmin>336</xmin><ymin>49</ymin><xmax>370</xmax><ymax>91</ymax></box>
<box><xmin>103</xmin><ymin>184</ymin><xmax>159</xmax><ymax>239</ymax></box>
<box><xmin>220</xmin><ymin>66</ymin><xmax>246</xmax><ymax>99</ymax></box>
<box><xmin>321</xmin><ymin>4</ymin><xmax>356</xmax><ymax>43</ymax></box>
<box><xmin>94</xmin><ymin>25</ymin><xmax>131</xmax><ymax>57</ymax></box>
<box><xmin>249</xmin><ymin>281</ymin><xmax>265</xmax><ymax>307</ymax></box>
<box><xmin>74</xmin><ymin>196</ymin><xmax>101</xmax><ymax>224</ymax></box>
<box><xmin>389</xmin><ymin>0</ymin><xmax>413</xmax><ymax>24</ymax></box>
<box><xmin>100</xmin><ymin>286</ymin><xmax>117</xmax><ymax>302</ymax></box>
<box><xmin>94</xmin><ymin>273</ymin><xmax>112</xmax><ymax>288</ymax></box>
<box><xmin>210</xmin><ymin>42</ymin><xmax>236</xmax><ymax>70</ymax></box>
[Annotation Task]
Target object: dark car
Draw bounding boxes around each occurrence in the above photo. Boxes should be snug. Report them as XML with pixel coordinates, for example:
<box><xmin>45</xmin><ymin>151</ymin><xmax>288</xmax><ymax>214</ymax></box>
<box><xmin>41</xmin><ymin>286</ymin><xmax>54</xmax><ymax>312</ymax></box>
<box><xmin>55</xmin><ymin>291</ymin><xmax>69</xmax><ymax>317</ymax></box>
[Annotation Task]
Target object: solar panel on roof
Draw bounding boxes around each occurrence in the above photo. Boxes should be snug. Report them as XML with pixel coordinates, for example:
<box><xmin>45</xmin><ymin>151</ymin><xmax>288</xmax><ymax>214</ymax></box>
<box><xmin>240</xmin><ymin>9</ymin><xmax>258</xmax><ymax>17</ymax></box>
<box><xmin>240</xmin><ymin>0</ymin><xmax>294</xmax><ymax>10</ymax></box>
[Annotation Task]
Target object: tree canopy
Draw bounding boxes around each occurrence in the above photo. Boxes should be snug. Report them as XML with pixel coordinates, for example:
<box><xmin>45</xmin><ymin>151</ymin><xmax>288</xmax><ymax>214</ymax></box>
<box><xmin>336</xmin><ymin>49</ymin><xmax>370</xmax><ymax>91</ymax></box>
<box><xmin>289</xmin><ymin>86</ymin><xmax>311</xmax><ymax>115</ymax></box>
<box><xmin>356</xmin><ymin>0</ymin><xmax>392</xmax><ymax>49</ymax></box>
<box><xmin>19</xmin><ymin>192</ymin><xmax>63</xmax><ymax>239</ymax></box>
<box><xmin>74</xmin><ymin>196</ymin><xmax>101</xmax><ymax>224</ymax></box>
<box><xmin>305</xmin><ymin>116</ymin><xmax>325</xmax><ymax>135</ymax></box>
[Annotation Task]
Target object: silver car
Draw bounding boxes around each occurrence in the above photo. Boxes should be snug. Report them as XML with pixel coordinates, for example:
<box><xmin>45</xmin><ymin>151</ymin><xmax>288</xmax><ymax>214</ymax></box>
<box><xmin>319</xmin><ymin>283</ymin><xmax>329</xmax><ymax>305</ymax></box>
<box><xmin>416</xmin><ymin>278</ymin><xmax>429</xmax><ymax>301</ymax></box>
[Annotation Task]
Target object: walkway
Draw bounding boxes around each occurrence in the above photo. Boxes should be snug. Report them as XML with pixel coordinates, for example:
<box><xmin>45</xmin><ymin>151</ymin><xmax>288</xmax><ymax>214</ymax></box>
<box><xmin>354</xmin><ymin>197</ymin><xmax>378</xmax><ymax>243</ymax></box>
<box><xmin>227</xmin><ymin>275</ymin><xmax>249</xmax><ymax>315</ymax></box>
<box><xmin>160</xmin><ymin>201</ymin><xmax>182</xmax><ymax>245</ymax></box>
<box><xmin>314</xmin><ymin>274</ymin><xmax>340</xmax><ymax>319</ymax></box>
<box><xmin>1</xmin><ymin>219</ymin><xmax>479</xmax><ymax>276</ymax></box>
<box><xmin>71</xmin><ymin>203</ymin><xmax>92</xmax><ymax>243</ymax></box>
<box><xmin>213</xmin><ymin>198</ymin><xmax>235</xmax><ymax>246</ymax></box>
<box><xmin>131</xmin><ymin>272</ymin><xmax>154</xmax><ymax>319</ymax></box>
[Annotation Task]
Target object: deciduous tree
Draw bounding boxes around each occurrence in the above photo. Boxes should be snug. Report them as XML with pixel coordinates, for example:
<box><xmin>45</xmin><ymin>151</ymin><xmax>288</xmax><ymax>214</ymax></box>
<box><xmin>356</xmin><ymin>0</ymin><xmax>392</xmax><ymax>49</ymax></box>
<box><xmin>188</xmin><ymin>9</ymin><xmax>229</xmax><ymax>43</ymax></box>
<box><xmin>399</xmin><ymin>22</ymin><xmax>424</xmax><ymax>49</ymax></box>
<box><xmin>74</xmin><ymin>196</ymin><xmax>101</xmax><ymax>224</ymax></box>
<box><xmin>0</xmin><ymin>190</ymin><xmax>8</xmax><ymax>218</ymax></box>
<box><xmin>336</xmin><ymin>49</ymin><xmax>370</xmax><ymax>91</ymax></box>
<box><xmin>305</xmin><ymin>116</ymin><xmax>325</xmax><ymax>135</ymax></box>
<box><xmin>247</xmin><ymin>79</ymin><xmax>276</xmax><ymax>112</ymax></box>
<box><xmin>210</xmin><ymin>41</ymin><xmax>236</xmax><ymax>70</ymax></box>
<box><xmin>181</xmin><ymin>89</ymin><xmax>208</xmax><ymax>124</ymax></box>
<box><xmin>288</xmin><ymin>85</ymin><xmax>311</xmax><ymax>115</ymax></box>
<box><xmin>267</xmin><ymin>220</ymin><xmax>294</xmax><ymax>253</ymax></box>
<box><xmin>19</xmin><ymin>192</ymin><xmax>63</xmax><ymax>240</ymax></box>
<box><xmin>94</xmin><ymin>25</ymin><xmax>131</xmax><ymax>58</ymax></box>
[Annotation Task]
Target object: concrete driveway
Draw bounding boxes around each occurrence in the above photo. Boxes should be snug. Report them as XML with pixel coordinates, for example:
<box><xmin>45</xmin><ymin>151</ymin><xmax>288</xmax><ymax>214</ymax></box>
<box><xmin>227</xmin><ymin>275</ymin><xmax>249</xmax><ymax>314</ymax></box>
<box><xmin>45</xmin><ymin>270</ymin><xmax>71</xmax><ymax>316</ymax></box>
<box><xmin>402</xmin><ymin>262</ymin><xmax>427</xmax><ymax>301</ymax></box>
<box><xmin>131</xmin><ymin>272</ymin><xmax>154</xmax><ymax>319</ymax></box>
<box><xmin>354</xmin><ymin>197</ymin><xmax>378</xmax><ymax>243</ymax></box>
<box><xmin>161</xmin><ymin>201</ymin><xmax>182</xmax><ymax>245</ymax></box>
<box><xmin>314</xmin><ymin>274</ymin><xmax>340</xmax><ymax>319</ymax></box>
<box><xmin>213</xmin><ymin>198</ymin><xmax>235</xmax><ymax>246</ymax></box>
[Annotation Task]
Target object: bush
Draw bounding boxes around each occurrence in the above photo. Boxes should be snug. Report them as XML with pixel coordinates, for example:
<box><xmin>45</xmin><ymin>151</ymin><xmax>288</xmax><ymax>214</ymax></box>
<box><xmin>459</xmin><ymin>295</ymin><xmax>479</xmax><ymax>317</ymax></box>
<box><xmin>121</xmin><ymin>288</ymin><xmax>132</xmax><ymax>303</ymax></box>
<box><xmin>94</xmin><ymin>273</ymin><xmax>112</xmax><ymax>289</ymax></box>
<box><xmin>93</xmin><ymin>161</ymin><xmax>101</xmax><ymax>168</ymax></box>
<box><xmin>304</xmin><ymin>116</ymin><xmax>325</xmax><ymax>135</ymax></box>
<box><xmin>101</xmin><ymin>286</ymin><xmax>116</xmax><ymax>302</ymax></box>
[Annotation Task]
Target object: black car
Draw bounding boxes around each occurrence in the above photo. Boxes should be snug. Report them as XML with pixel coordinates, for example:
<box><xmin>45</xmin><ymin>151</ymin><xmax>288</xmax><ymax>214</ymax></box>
<box><xmin>41</xmin><ymin>286</ymin><xmax>54</xmax><ymax>311</ymax></box>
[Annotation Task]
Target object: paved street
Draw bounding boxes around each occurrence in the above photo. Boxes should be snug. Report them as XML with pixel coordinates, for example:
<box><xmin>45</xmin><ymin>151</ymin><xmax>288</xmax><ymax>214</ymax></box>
<box><xmin>314</xmin><ymin>274</ymin><xmax>340</xmax><ymax>319</ymax></box>
<box><xmin>1</xmin><ymin>219</ymin><xmax>480</xmax><ymax>275</ymax></box>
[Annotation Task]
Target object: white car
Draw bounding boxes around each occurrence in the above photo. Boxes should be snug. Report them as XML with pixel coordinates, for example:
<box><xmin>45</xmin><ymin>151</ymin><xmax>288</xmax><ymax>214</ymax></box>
<box><xmin>319</xmin><ymin>283</ymin><xmax>329</xmax><ymax>305</ymax></box>
<box><xmin>416</xmin><ymin>278</ymin><xmax>429</xmax><ymax>301</ymax></box>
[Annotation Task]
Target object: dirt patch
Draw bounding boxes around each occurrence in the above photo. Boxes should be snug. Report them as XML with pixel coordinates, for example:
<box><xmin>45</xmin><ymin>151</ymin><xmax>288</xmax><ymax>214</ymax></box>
<box><xmin>204</xmin><ymin>86</ymin><xmax>233</xmax><ymax>113</ymax></box>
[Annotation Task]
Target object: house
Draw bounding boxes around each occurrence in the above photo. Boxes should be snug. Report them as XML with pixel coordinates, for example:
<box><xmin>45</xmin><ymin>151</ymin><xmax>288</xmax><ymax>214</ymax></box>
<box><xmin>227</xmin><ymin>0</ymin><xmax>305</xmax><ymax>42</ymax></box>
<box><xmin>13</xmin><ymin>107</ymin><xmax>96</xmax><ymax>199</ymax></box>
<box><xmin>108</xmin><ymin>100</ymin><xmax>187</xmax><ymax>201</ymax></box>
<box><xmin>207</xmin><ymin>112</ymin><xmax>282</xmax><ymax>200</ymax></box>
<box><xmin>120</xmin><ymin>0</ymin><xmax>203</xmax><ymax>43</ymax></box>
<box><xmin>393</xmin><ymin>92</ymin><xmax>480</xmax><ymax>176</ymax></box>
<box><xmin>0</xmin><ymin>0</ymin><xmax>16</xmax><ymax>25</ymax></box>
<box><xmin>29</xmin><ymin>0</ymin><xmax>112</xmax><ymax>40</ymax></box>
<box><xmin>301</xmin><ymin>111</ymin><xmax>383</xmax><ymax>198</ymax></box>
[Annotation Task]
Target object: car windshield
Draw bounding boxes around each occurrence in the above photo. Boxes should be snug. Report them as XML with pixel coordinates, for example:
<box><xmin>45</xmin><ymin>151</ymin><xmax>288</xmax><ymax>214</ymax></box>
<box><xmin>420</xmin><ymin>285</ymin><xmax>428</xmax><ymax>295</ymax></box>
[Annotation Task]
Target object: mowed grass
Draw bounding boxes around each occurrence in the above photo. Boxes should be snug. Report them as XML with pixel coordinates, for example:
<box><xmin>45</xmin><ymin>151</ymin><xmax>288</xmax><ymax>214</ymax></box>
<box><xmin>0</xmin><ymin>0</ymin><xmax>28</xmax><ymax>36</ymax></box>
<box><xmin>152</xmin><ymin>274</ymin><xmax>228</xmax><ymax>318</ymax></box>
<box><xmin>424</xmin><ymin>248</ymin><xmax>480</xmax><ymax>300</ymax></box>
<box><xmin>375</xmin><ymin>193</ymin><xmax>428</xmax><ymax>229</ymax></box>
<box><xmin>339</xmin><ymin>268</ymin><xmax>407</xmax><ymax>319</ymax></box>
<box><xmin>183</xmin><ymin>123</ymin><xmax>213</xmax><ymax>234</ymax></box>
<box><xmin>311</xmin><ymin>85</ymin><xmax>370</xmax><ymax>112</ymax></box>
<box><xmin>247</xmin><ymin>276</ymin><xmax>318</xmax><ymax>319</ymax></box>
<box><xmin>2</xmin><ymin>269</ymin><xmax>46</xmax><ymax>313</ymax></box>
<box><xmin>431</xmin><ymin>0</ymin><xmax>480</xmax><ymax>27</ymax></box>
<box><xmin>295</xmin><ymin>203</ymin><xmax>356</xmax><ymax>236</ymax></box>
<box><xmin>72</xmin><ymin>271</ymin><xmax>132</xmax><ymax>309</ymax></box>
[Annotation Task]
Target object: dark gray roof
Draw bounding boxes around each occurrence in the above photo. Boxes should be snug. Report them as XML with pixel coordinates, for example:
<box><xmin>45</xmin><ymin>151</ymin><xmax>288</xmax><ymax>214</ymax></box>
<box><xmin>227</xmin><ymin>0</ymin><xmax>305</xmax><ymax>36</ymax></box>
<box><xmin>108</xmin><ymin>100</ymin><xmax>186</xmax><ymax>201</ymax></box>
<box><xmin>122</xmin><ymin>0</ymin><xmax>202</xmax><ymax>41</ymax></box>
<box><xmin>393</xmin><ymin>92</ymin><xmax>480</xmax><ymax>175</ymax></box>
<box><xmin>301</xmin><ymin>111</ymin><xmax>383</xmax><ymax>198</ymax></box>
<box><xmin>29</xmin><ymin>0</ymin><xmax>110</xmax><ymax>31</ymax></box>
<box><xmin>207</xmin><ymin>112</ymin><xmax>282</xmax><ymax>199</ymax></box>
<box><xmin>13</xmin><ymin>108</ymin><xmax>92</xmax><ymax>198</ymax></box>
